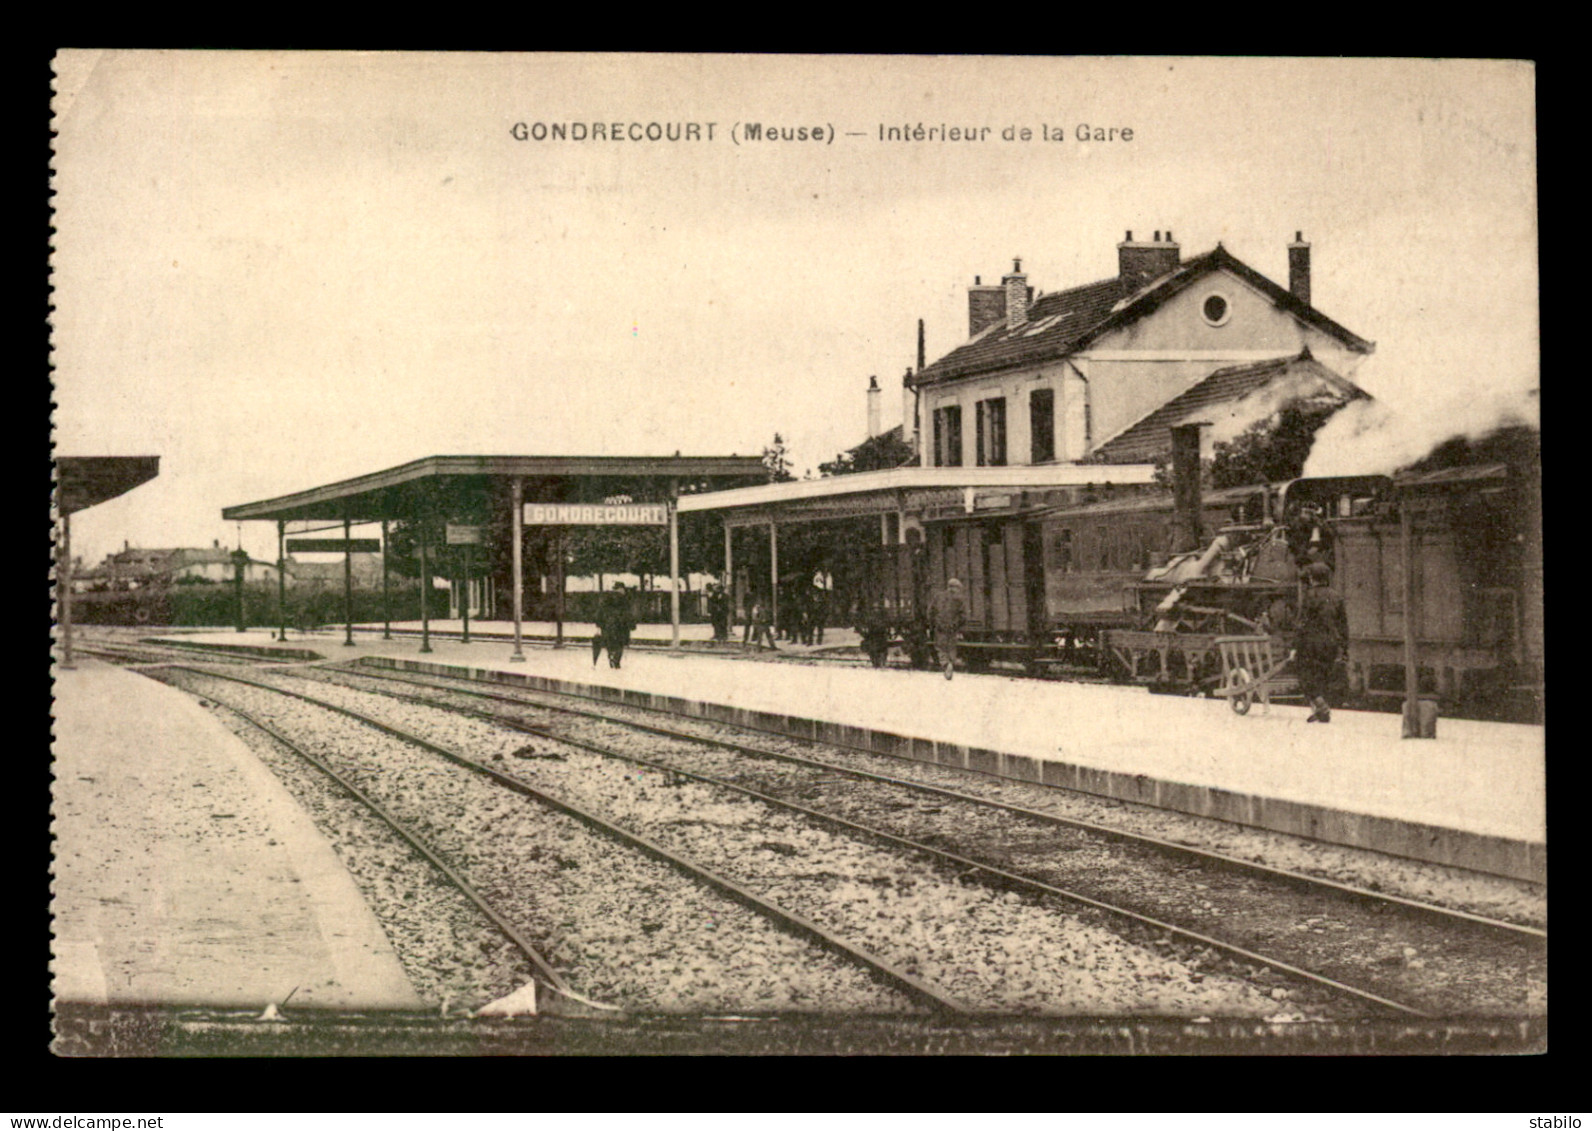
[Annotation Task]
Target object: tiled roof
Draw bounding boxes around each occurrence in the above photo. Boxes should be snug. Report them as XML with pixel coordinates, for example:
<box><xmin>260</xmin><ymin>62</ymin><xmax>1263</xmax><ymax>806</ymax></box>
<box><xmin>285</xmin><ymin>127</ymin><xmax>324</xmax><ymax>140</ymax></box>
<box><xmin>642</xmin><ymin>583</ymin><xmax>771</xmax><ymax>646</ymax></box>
<box><xmin>910</xmin><ymin>246</ymin><xmax>1374</xmax><ymax>387</ymax></box>
<box><xmin>912</xmin><ymin>274</ymin><xmax>1129</xmax><ymax>386</ymax></box>
<box><xmin>1092</xmin><ymin>352</ymin><xmax>1370</xmax><ymax>465</ymax></box>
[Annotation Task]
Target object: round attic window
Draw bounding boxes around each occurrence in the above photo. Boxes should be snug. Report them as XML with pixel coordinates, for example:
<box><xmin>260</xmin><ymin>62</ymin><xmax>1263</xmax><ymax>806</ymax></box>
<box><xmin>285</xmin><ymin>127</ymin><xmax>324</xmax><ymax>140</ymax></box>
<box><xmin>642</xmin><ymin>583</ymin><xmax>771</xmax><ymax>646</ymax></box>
<box><xmin>1201</xmin><ymin>293</ymin><xmax>1231</xmax><ymax>326</ymax></box>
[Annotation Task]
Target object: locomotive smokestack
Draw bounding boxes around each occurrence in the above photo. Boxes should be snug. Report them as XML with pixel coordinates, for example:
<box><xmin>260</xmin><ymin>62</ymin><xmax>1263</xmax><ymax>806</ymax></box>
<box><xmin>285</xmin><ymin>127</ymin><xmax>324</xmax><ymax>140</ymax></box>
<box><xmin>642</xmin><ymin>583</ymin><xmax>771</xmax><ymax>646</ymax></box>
<box><xmin>1170</xmin><ymin>422</ymin><xmax>1208</xmax><ymax>553</ymax></box>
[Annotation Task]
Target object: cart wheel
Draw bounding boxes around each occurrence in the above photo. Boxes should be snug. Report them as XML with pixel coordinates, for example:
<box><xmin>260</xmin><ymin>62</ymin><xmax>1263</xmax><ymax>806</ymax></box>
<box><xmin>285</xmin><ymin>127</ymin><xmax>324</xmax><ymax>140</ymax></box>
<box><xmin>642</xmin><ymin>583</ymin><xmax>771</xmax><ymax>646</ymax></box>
<box><xmin>1227</xmin><ymin>667</ymin><xmax>1254</xmax><ymax>715</ymax></box>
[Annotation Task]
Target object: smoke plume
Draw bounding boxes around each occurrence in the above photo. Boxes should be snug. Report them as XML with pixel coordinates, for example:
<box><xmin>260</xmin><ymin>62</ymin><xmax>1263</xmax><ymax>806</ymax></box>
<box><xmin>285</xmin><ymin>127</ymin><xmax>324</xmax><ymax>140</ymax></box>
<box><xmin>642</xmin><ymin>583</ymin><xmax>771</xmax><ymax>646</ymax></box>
<box><xmin>1301</xmin><ymin>383</ymin><xmax>1540</xmax><ymax>478</ymax></box>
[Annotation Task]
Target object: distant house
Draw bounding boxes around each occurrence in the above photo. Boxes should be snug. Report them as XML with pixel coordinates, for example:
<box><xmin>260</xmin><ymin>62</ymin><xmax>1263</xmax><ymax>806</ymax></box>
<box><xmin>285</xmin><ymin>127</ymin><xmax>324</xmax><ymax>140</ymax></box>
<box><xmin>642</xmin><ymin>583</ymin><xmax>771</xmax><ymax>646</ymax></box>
<box><xmin>285</xmin><ymin>553</ymin><xmax>386</xmax><ymax>589</ymax></box>
<box><xmin>78</xmin><ymin>541</ymin><xmax>282</xmax><ymax>590</ymax></box>
<box><xmin>907</xmin><ymin>231</ymin><xmax>1374</xmax><ymax>469</ymax></box>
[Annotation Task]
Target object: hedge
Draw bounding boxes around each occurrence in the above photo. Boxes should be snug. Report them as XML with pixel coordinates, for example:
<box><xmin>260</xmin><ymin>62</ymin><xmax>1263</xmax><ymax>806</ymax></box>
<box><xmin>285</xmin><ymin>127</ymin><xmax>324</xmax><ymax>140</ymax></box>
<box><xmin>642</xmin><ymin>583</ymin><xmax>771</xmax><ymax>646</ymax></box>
<box><xmin>69</xmin><ymin>582</ymin><xmax>450</xmax><ymax>628</ymax></box>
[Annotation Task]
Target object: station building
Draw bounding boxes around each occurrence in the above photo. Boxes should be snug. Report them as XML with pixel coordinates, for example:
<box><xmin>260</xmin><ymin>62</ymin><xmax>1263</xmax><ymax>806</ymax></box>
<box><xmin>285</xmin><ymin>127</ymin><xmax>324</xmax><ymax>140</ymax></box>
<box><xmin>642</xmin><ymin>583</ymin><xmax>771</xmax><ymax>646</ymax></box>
<box><xmin>908</xmin><ymin>232</ymin><xmax>1373</xmax><ymax>470</ymax></box>
<box><xmin>682</xmin><ymin>230</ymin><xmax>1376</xmax><ymax>612</ymax></box>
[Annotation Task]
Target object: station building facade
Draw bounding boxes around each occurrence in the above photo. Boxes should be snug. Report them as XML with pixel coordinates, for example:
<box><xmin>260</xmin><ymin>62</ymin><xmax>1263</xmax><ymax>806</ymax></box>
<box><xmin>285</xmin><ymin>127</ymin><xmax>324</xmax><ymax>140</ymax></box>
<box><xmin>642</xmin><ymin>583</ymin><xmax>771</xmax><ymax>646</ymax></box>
<box><xmin>906</xmin><ymin>232</ymin><xmax>1374</xmax><ymax>471</ymax></box>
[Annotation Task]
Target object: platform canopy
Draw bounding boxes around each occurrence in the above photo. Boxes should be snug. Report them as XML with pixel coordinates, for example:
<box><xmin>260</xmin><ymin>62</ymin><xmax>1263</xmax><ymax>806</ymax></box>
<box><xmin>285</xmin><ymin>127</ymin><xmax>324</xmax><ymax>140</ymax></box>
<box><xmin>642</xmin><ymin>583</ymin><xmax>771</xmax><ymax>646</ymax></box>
<box><xmin>222</xmin><ymin>454</ymin><xmax>767</xmax><ymax>524</ymax></box>
<box><xmin>677</xmin><ymin>463</ymin><xmax>1160</xmax><ymax>529</ymax></box>
<box><xmin>55</xmin><ymin>456</ymin><xmax>161</xmax><ymax>517</ymax></box>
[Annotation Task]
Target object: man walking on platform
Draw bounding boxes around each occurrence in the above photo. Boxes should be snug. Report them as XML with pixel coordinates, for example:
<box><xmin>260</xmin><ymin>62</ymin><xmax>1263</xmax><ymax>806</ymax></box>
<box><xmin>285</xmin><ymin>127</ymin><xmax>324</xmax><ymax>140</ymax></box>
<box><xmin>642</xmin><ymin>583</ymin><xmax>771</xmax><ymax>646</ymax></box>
<box><xmin>748</xmin><ymin>593</ymin><xmax>778</xmax><ymax>651</ymax></box>
<box><xmin>593</xmin><ymin>581</ymin><xmax>637</xmax><ymax>669</ymax></box>
<box><xmin>1295</xmin><ymin>561</ymin><xmax>1347</xmax><ymax>722</ymax></box>
<box><xmin>929</xmin><ymin>577</ymin><xmax>967</xmax><ymax>680</ymax></box>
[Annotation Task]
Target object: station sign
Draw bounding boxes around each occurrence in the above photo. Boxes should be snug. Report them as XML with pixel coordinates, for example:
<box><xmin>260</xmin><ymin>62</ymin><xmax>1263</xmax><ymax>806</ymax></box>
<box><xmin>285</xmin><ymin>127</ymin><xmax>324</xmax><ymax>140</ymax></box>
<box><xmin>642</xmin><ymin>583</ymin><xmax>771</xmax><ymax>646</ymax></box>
<box><xmin>524</xmin><ymin>503</ymin><xmax>669</xmax><ymax>526</ymax></box>
<box><xmin>287</xmin><ymin>538</ymin><xmax>382</xmax><ymax>553</ymax></box>
<box><xmin>445</xmin><ymin>523</ymin><xmax>484</xmax><ymax>545</ymax></box>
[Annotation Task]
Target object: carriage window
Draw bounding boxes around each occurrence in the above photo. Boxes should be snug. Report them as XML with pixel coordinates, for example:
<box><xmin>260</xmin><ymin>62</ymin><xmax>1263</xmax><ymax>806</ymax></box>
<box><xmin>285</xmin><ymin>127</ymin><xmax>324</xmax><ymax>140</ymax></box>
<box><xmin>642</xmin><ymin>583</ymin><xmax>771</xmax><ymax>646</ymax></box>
<box><xmin>1054</xmin><ymin>529</ymin><xmax>1072</xmax><ymax>573</ymax></box>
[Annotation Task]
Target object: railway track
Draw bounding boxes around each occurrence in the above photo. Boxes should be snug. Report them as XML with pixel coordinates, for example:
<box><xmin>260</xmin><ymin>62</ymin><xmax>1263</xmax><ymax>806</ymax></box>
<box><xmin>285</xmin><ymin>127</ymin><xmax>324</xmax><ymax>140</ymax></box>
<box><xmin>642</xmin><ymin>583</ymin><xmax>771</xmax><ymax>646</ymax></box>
<box><xmin>185</xmin><ymin>662</ymin><xmax>1541</xmax><ymax>1018</ymax></box>
<box><xmin>160</xmin><ymin>666</ymin><xmax>965</xmax><ymax>1014</ymax></box>
<box><xmin>295</xmin><ymin>661</ymin><xmax>1545</xmax><ymax>1018</ymax></box>
<box><xmin>175</xmin><ymin>689</ymin><xmax>601</xmax><ymax>1015</ymax></box>
<box><xmin>162</xmin><ymin>664</ymin><xmax>1330</xmax><ymax>1018</ymax></box>
<box><xmin>333</xmin><ymin>665</ymin><xmax>1544</xmax><ymax>929</ymax></box>
<box><xmin>71</xmin><ymin>641</ymin><xmax>270</xmax><ymax>667</ymax></box>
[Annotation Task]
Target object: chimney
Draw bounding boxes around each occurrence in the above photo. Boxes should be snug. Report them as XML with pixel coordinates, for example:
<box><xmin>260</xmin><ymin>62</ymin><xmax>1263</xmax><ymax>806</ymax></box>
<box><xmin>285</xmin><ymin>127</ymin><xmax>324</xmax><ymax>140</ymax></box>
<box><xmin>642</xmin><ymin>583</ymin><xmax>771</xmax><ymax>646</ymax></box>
<box><xmin>968</xmin><ymin>274</ymin><xmax>1006</xmax><ymax>337</ymax></box>
<box><xmin>917</xmin><ymin>318</ymin><xmax>926</xmax><ymax>372</ymax></box>
<box><xmin>1117</xmin><ymin>229</ymin><xmax>1181</xmax><ymax>290</ymax></box>
<box><xmin>1170</xmin><ymin>422</ymin><xmax>1207</xmax><ymax>554</ymax></box>
<box><xmin>866</xmin><ymin>376</ymin><xmax>882</xmax><ymax>438</ymax></box>
<box><xmin>1004</xmin><ymin>258</ymin><xmax>1029</xmax><ymax>329</ymax></box>
<box><xmin>1288</xmin><ymin>231</ymin><xmax>1311</xmax><ymax>306</ymax></box>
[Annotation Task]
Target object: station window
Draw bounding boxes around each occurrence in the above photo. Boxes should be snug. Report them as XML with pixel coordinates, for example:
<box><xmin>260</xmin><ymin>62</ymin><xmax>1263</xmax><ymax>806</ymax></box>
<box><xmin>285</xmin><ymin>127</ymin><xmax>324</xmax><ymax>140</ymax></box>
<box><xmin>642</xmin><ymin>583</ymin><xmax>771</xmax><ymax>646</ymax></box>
<box><xmin>933</xmin><ymin>405</ymin><xmax>963</xmax><ymax>467</ymax></box>
<box><xmin>975</xmin><ymin>396</ymin><xmax>1007</xmax><ymax>466</ymax></box>
<box><xmin>1030</xmin><ymin>388</ymin><xmax>1055</xmax><ymax>464</ymax></box>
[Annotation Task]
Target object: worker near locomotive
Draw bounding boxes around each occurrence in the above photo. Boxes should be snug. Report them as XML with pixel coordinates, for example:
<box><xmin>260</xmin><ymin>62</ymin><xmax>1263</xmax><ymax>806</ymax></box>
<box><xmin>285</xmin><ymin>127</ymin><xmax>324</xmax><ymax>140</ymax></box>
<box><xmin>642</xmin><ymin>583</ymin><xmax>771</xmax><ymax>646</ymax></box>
<box><xmin>1296</xmin><ymin>561</ymin><xmax>1348</xmax><ymax>722</ymax></box>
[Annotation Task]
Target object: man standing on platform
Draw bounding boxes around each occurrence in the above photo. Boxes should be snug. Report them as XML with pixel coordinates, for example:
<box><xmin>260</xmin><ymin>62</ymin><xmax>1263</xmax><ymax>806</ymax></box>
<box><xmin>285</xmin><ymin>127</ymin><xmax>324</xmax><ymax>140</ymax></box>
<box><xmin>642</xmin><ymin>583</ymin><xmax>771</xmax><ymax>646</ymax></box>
<box><xmin>593</xmin><ymin>581</ymin><xmax>637</xmax><ymax>669</ymax></box>
<box><xmin>707</xmin><ymin>582</ymin><xmax>730</xmax><ymax>642</ymax></box>
<box><xmin>929</xmin><ymin>577</ymin><xmax>967</xmax><ymax>680</ymax></box>
<box><xmin>1296</xmin><ymin>561</ymin><xmax>1347</xmax><ymax>722</ymax></box>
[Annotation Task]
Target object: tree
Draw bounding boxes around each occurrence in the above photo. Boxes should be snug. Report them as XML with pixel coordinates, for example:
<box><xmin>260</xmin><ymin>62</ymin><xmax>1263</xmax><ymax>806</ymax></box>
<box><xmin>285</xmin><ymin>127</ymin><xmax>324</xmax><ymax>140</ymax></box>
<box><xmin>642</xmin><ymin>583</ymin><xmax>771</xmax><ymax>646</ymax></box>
<box><xmin>1210</xmin><ymin>402</ymin><xmax>1342</xmax><ymax>489</ymax></box>
<box><xmin>818</xmin><ymin>429</ymin><xmax>917</xmax><ymax>477</ymax></box>
<box><xmin>762</xmin><ymin>433</ymin><xmax>795</xmax><ymax>483</ymax></box>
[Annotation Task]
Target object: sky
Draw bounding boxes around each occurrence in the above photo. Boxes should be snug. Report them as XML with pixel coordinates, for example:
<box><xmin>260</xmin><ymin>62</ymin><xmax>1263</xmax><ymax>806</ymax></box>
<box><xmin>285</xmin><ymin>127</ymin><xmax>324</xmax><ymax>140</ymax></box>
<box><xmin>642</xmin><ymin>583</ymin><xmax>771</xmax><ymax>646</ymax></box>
<box><xmin>51</xmin><ymin>54</ymin><xmax>1538</xmax><ymax>567</ymax></box>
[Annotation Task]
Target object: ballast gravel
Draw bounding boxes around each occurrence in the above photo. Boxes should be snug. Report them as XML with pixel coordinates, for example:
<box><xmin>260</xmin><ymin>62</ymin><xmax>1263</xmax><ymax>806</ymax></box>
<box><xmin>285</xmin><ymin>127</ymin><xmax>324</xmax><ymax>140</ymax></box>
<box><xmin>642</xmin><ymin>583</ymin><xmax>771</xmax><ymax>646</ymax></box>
<box><xmin>176</xmin><ymin>687</ymin><xmax>539</xmax><ymax>1013</ymax></box>
<box><xmin>171</xmin><ymin>672</ymin><xmax>912</xmax><ymax>1015</ymax></box>
<box><xmin>249</xmin><ymin>670</ymin><xmax>1288</xmax><ymax>1017</ymax></box>
<box><xmin>337</xmin><ymin>666</ymin><xmax>1544</xmax><ymax>928</ymax></box>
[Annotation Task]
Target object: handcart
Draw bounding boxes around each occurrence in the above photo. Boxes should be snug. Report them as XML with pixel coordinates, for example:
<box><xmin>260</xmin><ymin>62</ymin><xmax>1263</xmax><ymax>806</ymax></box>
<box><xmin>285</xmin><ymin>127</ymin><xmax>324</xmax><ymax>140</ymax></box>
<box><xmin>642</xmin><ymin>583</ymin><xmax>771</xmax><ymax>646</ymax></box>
<box><xmin>1213</xmin><ymin>635</ymin><xmax>1298</xmax><ymax>715</ymax></box>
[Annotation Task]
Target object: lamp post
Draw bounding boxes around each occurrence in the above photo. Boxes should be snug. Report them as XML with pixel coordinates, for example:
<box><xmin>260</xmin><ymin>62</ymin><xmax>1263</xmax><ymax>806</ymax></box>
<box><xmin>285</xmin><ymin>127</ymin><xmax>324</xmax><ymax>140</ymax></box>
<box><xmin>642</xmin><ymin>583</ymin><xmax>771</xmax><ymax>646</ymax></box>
<box><xmin>231</xmin><ymin>547</ymin><xmax>250</xmax><ymax>633</ymax></box>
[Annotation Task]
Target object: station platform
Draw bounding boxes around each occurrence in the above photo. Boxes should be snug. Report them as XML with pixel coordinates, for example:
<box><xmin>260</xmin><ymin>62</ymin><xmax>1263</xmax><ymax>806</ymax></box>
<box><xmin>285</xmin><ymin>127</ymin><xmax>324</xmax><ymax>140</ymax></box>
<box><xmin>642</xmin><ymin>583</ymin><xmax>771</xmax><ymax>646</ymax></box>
<box><xmin>164</xmin><ymin>623</ymin><xmax>1547</xmax><ymax>884</ymax></box>
<box><xmin>51</xmin><ymin>658</ymin><xmax>424</xmax><ymax>1010</ymax></box>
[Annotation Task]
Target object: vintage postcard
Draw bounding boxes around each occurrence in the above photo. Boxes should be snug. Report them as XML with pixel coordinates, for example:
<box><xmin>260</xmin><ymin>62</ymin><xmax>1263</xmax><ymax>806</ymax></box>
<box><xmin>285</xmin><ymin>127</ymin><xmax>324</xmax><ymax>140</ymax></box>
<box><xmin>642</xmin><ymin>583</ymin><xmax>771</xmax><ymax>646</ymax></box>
<box><xmin>49</xmin><ymin>53</ymin><xmax>1542</xmax><ymax>1059</ymax></box>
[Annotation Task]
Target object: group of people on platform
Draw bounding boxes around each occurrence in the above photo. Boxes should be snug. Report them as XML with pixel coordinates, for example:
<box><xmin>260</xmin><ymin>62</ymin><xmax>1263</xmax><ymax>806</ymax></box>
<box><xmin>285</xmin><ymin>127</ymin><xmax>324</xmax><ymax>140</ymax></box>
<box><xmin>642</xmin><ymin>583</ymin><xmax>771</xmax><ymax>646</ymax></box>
<box><xmin>597</xmin><ymin>546</ymin><xmax>1347</xmax><ymax>717</ymax></box>
<box><xmin>705</xmin><ymin>576</ymin><xmax>831</xmax><ymax>651</ymax></box>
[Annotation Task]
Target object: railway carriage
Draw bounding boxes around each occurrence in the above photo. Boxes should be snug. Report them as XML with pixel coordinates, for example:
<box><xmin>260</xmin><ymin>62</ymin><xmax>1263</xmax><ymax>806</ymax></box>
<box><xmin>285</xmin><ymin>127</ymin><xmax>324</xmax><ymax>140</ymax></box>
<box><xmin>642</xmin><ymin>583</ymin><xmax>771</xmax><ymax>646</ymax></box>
<box><xmin>854</xmin><ymin>456</ymin><xmax>1542</xmax><ymax>721</ymax></box>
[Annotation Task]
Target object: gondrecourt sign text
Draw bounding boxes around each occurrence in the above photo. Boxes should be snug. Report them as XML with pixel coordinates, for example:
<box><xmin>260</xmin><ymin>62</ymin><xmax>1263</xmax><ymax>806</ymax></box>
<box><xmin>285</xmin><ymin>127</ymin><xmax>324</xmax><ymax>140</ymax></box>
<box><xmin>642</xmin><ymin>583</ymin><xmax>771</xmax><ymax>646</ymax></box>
<box><xmin>524</xmin><ymin>503</ymin><xmax>669</xmax><ymax>526</ymax></box>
